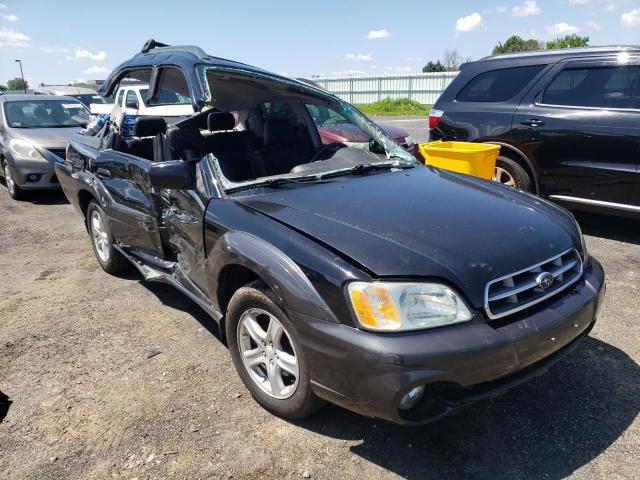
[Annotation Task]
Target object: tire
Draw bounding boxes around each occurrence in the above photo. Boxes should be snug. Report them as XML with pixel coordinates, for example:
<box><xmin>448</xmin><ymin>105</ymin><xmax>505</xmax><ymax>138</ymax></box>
<box><xmin>492</xmin><ymin>156</ymin><xmax>532</xmax><ymax>192</ymax></box>
<box><xmin>86</xmin><ymin>200</ymin><xmax>129</xmax><ymax>274</ymax></box>
<box><xmin>3</xmin><ymin>161</ymin><xmax>25</xmax><ymax>200</ymax></box>
<box><xmin>226</xmin><ymin>281</ymin><xmax>324</xmax><ymax>419</ymax></box>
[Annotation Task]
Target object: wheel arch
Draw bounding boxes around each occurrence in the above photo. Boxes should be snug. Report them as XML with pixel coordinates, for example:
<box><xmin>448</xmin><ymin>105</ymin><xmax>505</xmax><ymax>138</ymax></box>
<box><xmin>78</xmin><ymin>189</ymin><xmax>99</xmax><ymax>219</ymax></box>
<box><xmin>208</xmin><ymin>231</ymin><xmax>340</xmax><ymax>326</ymax></box>
<box><xmin>483</xmin><ymin>141</ymin><xmax>540</xmax><ymax>194</ymax></box>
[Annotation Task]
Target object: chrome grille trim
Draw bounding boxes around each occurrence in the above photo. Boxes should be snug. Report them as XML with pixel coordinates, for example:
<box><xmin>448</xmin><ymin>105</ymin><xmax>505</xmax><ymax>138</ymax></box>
<box><xmin>484</xmin><ymin>248</ymin><xmax>583</xmax><ymax>320</ymax></box>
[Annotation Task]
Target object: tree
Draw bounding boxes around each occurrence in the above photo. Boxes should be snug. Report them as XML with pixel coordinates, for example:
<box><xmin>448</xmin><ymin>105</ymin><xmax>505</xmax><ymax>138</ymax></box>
<box><xmin>6</xmin><ymin>77</ymin><xmax>28</xmax><ymax>90</ymax></box>
<box><xmin>422</xmin><ymin>60</ymin><xmax>446</xmax><ymax>73</ymax></box>
<box><xmin>0</xmin><ymin>84</ymin><xmax>7</xmax><ymax>92</ymax></box>
<box><xmin>493</xmin><ymin>35</ymin><xmax>543</xmax><ymax>55</ymax></box>
<box><xmin>547</xmin><ymin>34</ymin><xmax>589</xmax><ymax>50</ymax></box>
<box><xmin>442</xmin><ymin>49</ymin><xmax>462</xmax><ymax>71</ymax></box>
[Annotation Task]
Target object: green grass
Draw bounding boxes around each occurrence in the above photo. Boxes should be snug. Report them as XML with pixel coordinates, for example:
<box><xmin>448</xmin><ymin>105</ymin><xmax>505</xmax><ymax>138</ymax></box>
<box><xmin>355</xmin><ymin>98</ymin><xmax>431</xmax><ymax>116</ymax></box>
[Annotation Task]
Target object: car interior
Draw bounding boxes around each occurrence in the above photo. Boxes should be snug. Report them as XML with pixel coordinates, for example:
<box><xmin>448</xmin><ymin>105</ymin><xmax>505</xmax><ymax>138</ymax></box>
<box><xmin>104</xmin><ymin>69</ymin><xmax>390</xmax><ymax>184</ymax></box>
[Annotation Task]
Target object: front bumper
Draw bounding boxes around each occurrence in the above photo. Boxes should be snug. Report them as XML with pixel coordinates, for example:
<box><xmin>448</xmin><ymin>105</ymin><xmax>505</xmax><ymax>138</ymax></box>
<box><xmin>297</xmin><ymin>258</ymin><xmax>605</xmax><ymax>425</ymax></box>
<box><xmin>7</xmin><ymin>156</ymin><xmax>60</xmax><ymax>190</ymax></box>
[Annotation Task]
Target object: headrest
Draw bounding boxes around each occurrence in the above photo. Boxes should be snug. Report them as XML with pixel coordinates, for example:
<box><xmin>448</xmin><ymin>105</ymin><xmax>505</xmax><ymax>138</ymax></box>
<box><xmin>264</xmin><ymin>118</ymin><xmax>297</xmax><ymax>146</ymax></box>
<box><xmin>207</xmin><ymin>112</ymin><xmax>235</xmax><ymax>132</ymax></box>
<box><xmin>133</xmin><ymin>116</ymin><xmax>167</xmax><ymax>137</ymax></box>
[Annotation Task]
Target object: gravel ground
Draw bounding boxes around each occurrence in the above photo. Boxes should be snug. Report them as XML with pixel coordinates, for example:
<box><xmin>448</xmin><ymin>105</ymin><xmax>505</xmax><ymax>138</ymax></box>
<box><xmin>0</xmin><ymin>161</ymin><xmax>638</xmax><ymax>479</ymax></box>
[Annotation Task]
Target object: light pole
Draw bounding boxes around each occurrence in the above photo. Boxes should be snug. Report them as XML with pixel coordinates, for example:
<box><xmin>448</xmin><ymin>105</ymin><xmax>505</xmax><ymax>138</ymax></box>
<box><xmin>14</xmin><ymin>59</ymin><xmax>26</xmax><ymax>93</ymax></box>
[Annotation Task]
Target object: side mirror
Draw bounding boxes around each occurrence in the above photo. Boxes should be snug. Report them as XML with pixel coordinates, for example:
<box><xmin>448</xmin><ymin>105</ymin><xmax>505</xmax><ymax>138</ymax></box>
<box><xmin>148</xmin><ymin>160</ymin><xmax>195</xmax><ymax>190</ymax></box>
<box><xmin>368</xmin><ymin>138</ymin><xmax>386</xmax><ymax>154</ymax></box>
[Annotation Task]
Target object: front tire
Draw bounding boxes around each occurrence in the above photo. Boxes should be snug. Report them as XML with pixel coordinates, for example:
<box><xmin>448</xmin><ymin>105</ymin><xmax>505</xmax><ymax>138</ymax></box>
<box><xmin>226</xmin><ymin>281</ymin><xmax>324</xmax><ymax>419</ymax></box>
<box><xmin>86</xmin><ymin>201</ymin><xmax>129</xmax><ymax>274</ymax></box>
<box><xmin>492</xmin><ymin>156</ymin><xmax>532</xmax><ymax>192</ymax></box>
<box><xmin>3</xmin><ymin>161</ymin><xmax>24</xmax><ymax>200</ymax></box>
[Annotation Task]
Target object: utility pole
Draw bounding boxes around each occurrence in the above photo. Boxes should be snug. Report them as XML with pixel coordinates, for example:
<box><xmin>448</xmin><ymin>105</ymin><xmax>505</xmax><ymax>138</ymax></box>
<box><xmin>14</xmin><ymin>59</ymin><xmax>26</xmax><ymax>93</ymax></box>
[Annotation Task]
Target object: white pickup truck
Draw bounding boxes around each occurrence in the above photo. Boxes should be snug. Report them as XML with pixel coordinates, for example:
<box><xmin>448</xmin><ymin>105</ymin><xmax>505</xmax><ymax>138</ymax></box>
<box><xmin>89</xmin><ymin>84</ymin><xmax>193</xmax><ymax>118</ymax></box>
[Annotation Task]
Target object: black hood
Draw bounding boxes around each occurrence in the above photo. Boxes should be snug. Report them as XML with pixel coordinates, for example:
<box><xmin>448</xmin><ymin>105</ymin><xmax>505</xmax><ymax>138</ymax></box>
<box><xmin>236</xmin><ymin>166</ymin><xmax>581</xmax><ymax>308</ymax></box>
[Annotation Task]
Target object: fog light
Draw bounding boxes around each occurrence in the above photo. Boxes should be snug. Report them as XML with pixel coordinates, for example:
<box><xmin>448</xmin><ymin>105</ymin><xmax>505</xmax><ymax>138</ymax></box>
<box><xmin>398</xmin><ymin>385</ymin><xmax>426</xmax><ymax>410</ymax></box>
<box><xmin>27</xmin><ymin>173</ymin><xmax>41</xmax><ymax>182</ymax></box>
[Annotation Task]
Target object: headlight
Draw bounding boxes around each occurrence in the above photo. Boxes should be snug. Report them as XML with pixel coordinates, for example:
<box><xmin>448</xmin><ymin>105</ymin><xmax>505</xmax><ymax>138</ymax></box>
<box><xmin>347</xmin><ymin>281</ymin><xmax>472</xmax><ymax>332</ymax></box>
<box><xmin>8</xmin><ymin>138</ymin><xmax>45</xmax><ymax>160</ymax></box>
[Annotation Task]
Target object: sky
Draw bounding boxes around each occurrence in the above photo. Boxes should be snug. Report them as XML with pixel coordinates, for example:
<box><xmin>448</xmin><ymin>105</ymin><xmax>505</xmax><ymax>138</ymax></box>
<box><xmin>0</xmin><ymin>0</ymin><xmax>639</xmax><ymax>86</ymax></box>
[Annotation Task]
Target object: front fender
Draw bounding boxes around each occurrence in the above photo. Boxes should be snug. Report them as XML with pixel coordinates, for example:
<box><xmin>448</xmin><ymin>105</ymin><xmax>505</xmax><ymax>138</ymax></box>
<box><xmin>207</xmin><ymin>231</ymin><xmax>340</xmax><ymax>324</ymax></box>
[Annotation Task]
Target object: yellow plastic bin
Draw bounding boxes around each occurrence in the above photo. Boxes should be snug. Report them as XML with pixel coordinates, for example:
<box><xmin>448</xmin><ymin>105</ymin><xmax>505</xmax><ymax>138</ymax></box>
<box><xmin>417</xmin><ymin>141</ymin><xmax>500</xmax><ymax>180</ymax></box>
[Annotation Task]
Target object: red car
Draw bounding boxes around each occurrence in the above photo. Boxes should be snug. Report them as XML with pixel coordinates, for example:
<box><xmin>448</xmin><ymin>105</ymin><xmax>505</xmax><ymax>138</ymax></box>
<box><xmin>298</xmin><ymin>79</ymin><xmax>416</xmax><ymax>155</ymax></box>
<box><xmin>318</xmin><ymin>119</ymin><xmax>415</xmax><ymax>155</ymax></box>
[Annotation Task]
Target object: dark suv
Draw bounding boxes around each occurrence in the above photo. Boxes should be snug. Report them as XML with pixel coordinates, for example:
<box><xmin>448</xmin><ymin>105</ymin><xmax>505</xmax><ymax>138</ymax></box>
<box><xmin>430</xmin><ymin>46</ymin><xmax>640</xmax><ymax>217</ymax></box>
<box><xmin>56</xmin><ymin>40</ymin><xmax>604</xmax><ymax>425</ymax></box>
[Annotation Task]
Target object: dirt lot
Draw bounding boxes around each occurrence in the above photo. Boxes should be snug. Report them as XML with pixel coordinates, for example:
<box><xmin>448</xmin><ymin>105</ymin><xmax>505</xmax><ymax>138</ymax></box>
<box><xmin>0</xmin><ymin>178</ymin><xmax>638</xmax><ymax>479</ymax></box>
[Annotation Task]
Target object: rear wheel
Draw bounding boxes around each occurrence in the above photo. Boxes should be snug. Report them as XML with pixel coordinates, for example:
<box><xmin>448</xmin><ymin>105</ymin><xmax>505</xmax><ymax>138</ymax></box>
<box><xmin>226</xmin><ymin>281</ymin><xmax>324</xmax><ymax>419</ymax></box>
<box><xmin>86</xmin><ymin>201</ymin><xmax>129</xmax><ymax>274</ymax></box>
<box><xmin>3</xmin><ymin>161</ymin><xmax>24</xmax><ymax>200</ymax></box>
<box><xmin>492</xmin><ymin>156</ymin><xmax>532</xmax><ymax>192</ymax></box>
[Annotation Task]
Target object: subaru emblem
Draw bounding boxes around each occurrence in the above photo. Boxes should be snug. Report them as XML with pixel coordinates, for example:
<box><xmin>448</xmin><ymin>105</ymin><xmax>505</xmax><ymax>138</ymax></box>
<box><xmin>536</xmin><ymin>272</ymin><xmax>554</xmax><ymax>289</ymax></box>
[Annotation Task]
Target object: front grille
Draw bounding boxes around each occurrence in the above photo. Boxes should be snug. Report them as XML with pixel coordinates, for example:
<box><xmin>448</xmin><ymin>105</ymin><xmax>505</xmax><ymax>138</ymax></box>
<box><xmin>47</xmin><ymin>148</ymin><xmax>66</xmax><ymax>160</ymax></box>
<box><xmin>485</xmin><ymin>249</ymin><xmax>583</xmax><ymax>319</ymax></box>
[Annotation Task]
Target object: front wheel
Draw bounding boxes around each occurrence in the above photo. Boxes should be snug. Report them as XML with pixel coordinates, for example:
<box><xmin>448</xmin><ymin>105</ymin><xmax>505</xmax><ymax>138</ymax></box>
<box><xmin>3</xmin><ymin>161</ymin><xmax>24</xmax><ymax>200</ymax></box>
<box><xmin>86</xmin><ymin>201</ymin><xmax>129</xmax><ymax>274</ymax></box>
<box><xmin>226</xmin><ymin>281</ymin><xmax>324</xmax><ymax>419</ymax></box>
<box><xmin>492</xmin><ymin>156</ymin><xmax>532</xmax><ymax>192</ymax></box>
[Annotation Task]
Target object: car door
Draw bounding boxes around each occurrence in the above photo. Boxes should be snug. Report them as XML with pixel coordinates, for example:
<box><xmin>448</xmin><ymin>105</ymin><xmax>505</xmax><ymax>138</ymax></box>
<box><xmin>512</xmin><ymin>56</ymin><xmax>640</xmax><ymax>206</ymax></box>
<box><xmin>161</xmin><ymin>161</ymin><xmax>212</xmax><ymax>294</ymax></box>
<box><xmin>89</xmin><ymin>144</ymin><xmax>166</xmax><ymax>257</ymax></box>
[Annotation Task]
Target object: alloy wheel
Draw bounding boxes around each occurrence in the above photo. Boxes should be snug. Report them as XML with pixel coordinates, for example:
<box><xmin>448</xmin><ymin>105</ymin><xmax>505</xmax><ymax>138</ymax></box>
<box><xmin>90</xmin><ymin>210</ymin><xmax>110</xmax><ymax>262</ymax></box>
<box><xmin>492</xmin><ymin>166</ymin><xmax>516</xmax><ymax>187</ymax></box>
<box><xmin>4</xmin><ymin>163</ymin><xmax>16</xmax><ymax>196</ymax></box>
<box><xmin>237</xmin><ymin>308</ymin><xmax>299</xmax><ymax>399</ymax></box>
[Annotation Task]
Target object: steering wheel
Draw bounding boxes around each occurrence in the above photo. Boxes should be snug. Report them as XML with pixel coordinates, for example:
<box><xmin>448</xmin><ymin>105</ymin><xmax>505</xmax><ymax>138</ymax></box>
<box><xmin>309</xmin><ymin>142</ymin><xmax>347</xmax><ymax>163</ymax></box>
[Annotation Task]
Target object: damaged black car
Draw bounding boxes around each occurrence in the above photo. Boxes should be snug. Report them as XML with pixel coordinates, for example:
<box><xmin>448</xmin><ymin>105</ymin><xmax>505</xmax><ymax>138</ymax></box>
<box><xmin>56</xmin><ymin>40</ymin><xmax>605</xmax><ymax>425</ymax></box>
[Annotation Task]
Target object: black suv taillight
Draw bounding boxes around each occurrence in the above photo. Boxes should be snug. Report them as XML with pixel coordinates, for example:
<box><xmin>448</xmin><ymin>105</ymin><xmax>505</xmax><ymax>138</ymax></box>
<box><xmin>428</xmin><ymin>109</ymin><xmax>444</xmax><ymax>129</ymax></box>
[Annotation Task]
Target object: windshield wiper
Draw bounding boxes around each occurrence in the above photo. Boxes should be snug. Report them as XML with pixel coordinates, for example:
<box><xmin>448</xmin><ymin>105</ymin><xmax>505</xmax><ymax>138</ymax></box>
<box><xmin>226</xmin><ymin>174</ymin><xmax>321</xmax><ymax>193</ymax></box>
<box><xmin>317</xmin><ymin>161</ymin><xmax>415</xmax><ymax>180</ymax></box>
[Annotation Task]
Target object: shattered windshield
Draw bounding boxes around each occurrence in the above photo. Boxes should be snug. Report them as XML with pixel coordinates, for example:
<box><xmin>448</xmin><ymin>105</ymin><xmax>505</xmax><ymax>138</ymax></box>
<box><xmin>198</xmin><ymin>66</ymin><xmax>417</xmax><ymax>193</ymax></box>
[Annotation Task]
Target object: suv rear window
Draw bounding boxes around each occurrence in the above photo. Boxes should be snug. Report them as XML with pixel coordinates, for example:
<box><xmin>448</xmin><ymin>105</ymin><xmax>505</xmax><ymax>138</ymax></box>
<box><xmin>457</xmin><ymin>65</ymin><xmax>545</xmax><ymax>102</ymax></box>
<box><xmin>542</xmin><ymin>65</ymin><xmax>640</xmax><ymax>109</ymax></box>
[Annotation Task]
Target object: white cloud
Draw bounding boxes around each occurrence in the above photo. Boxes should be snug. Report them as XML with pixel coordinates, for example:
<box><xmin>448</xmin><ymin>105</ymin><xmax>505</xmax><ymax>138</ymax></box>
<box><xmin>585</xmin><ymin>20</ymin><xmax>601</xmax><ymax>29</ymax></box>
<box><xmin>455</xmin><ymin>13</ymin><xmax>484</xmax><ymax>32</ymax></box>
<box><xmin>512</xmin><ymin>1</ymin><xmax>541</xmax><ymax>17</ymax></box>
<box><xmin>621</xmin><ymin>9</ymin><xmax>640</xmax><ymax>27</ymax></box>
<box><xmin>568</xmin><ymin>0</ymin><xmax>590</xmax><ymax>4</ymax></box>
<box><xmin>365</xmin><ymin>29</ymin><xmax>391</xmax><ymax>39</ymax></box>
<box><xmin>0</xmin><ymin>3</ymin><xmax>7</xmax><ymax>9</ymax></box>
<box><xmin>82</xmin><ymin>66</ymin><xmax>108</xmax><ymax>75</ymax></box>
<box><xmin>385</xmin><ymin>66</ymin><xmax>413</xmax><ymax>73</ymax></box>
<box><xmin>1</xmin><ymin>13</ymin><xmax>17</xmax><ymax>22</ymax></box>
<box><xmin>0</xmin><ymin>27</ymin><xmax>30</xmax><ymax>47</ymax></box>
<box><xmin>496</xmin><ymin>6</ymin><xmax>507</xmax><ymax>13</ymax></box>
<box><xmin>40</xmin><ymin>45</ymin><xmax>71</xmax><ymax>54</ymax></box>
<box><xmin>73</xmin><ymin>49</ymin><xmax>107</xmax><ymax>61</ymax></box>
<box><xmin>344</xmin><ymin>53</ymin><xmax>373</xmax><ymax>61</ymax></box>
<box><xmin>403</xmin><ymin>56</ymin><xmax>423</xmax><ymax>62</ymax></box>
<box><xmin>605</xmin><ymin>3</ymin><xmax>617</xmax><ymax>12</ymax></box>
<box><xmin>545</xmin><ymin>22</ymin><xmax>580</xmax><ymax>37</ymax></box>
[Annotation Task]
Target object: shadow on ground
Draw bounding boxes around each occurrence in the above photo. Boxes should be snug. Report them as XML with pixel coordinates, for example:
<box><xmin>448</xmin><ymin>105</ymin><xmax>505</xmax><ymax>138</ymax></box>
<box><xmin>294</xmin><ymin>337</ymin><xmax>639</xmax><ymax>479</ymax></box>
<box><xmin>0</xmin><ymin>390</ymin><xmax>11</xmax><ymax>423</ymax></box>
<box><xmin>575</xmin><ymin>211</ymin><xmax>640</xmax><ymax>245</ymax></box>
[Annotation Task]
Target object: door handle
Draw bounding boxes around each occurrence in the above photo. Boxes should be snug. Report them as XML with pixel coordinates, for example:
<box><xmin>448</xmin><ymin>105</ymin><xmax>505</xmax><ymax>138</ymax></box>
<box><xmin>521</xmin><ymin>119</ymin><xmax>545</xmax><ymax>127</ymax></box>
<box><xmin>96</xmin><ymin>167</ymin><xmax>111</xmax><ymax>179</ymax></box>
